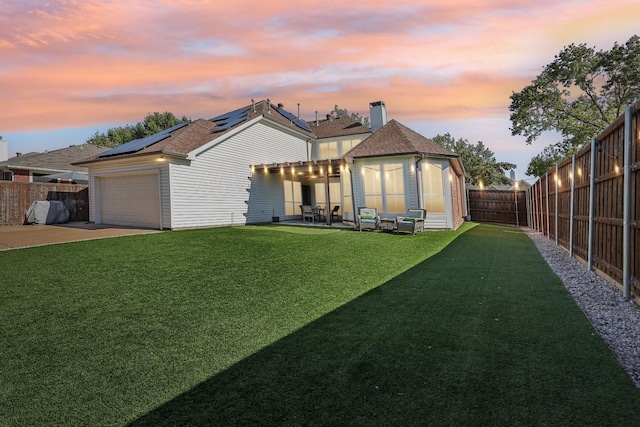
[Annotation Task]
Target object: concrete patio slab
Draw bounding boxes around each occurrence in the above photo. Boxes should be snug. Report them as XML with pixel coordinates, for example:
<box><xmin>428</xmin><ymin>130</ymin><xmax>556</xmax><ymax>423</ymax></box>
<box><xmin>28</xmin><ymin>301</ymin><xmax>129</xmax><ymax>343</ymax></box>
<box><xmin>0</xmin><ymin>222</ymin><xmax>162</xmax><ymax>251</ymax></box>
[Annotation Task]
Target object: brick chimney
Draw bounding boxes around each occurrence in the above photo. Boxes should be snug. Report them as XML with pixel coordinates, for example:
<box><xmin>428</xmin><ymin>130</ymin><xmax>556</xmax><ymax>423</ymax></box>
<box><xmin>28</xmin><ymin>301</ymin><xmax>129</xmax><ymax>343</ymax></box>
<box><xmin>369</xmin><ymin>101</ymin><xmax>387</xmax><ymax>132</ymax></box>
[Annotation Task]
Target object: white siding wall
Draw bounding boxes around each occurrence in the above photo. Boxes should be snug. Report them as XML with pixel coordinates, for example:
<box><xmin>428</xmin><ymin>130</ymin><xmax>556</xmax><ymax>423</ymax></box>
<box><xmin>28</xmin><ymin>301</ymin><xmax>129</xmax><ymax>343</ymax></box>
<box><xmin>87</xmin><ymin>156</ymin><xmax>171</xmax><ymax>228</ymax></box>
<box><xmin>169</xmin><ymin>121</ymin><xmax>308</xmax><ymax>228</ymax></box>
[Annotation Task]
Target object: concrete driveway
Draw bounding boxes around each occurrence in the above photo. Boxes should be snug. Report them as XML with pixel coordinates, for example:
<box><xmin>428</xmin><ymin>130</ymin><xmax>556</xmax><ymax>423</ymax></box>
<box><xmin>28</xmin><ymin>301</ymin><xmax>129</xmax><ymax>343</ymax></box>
<box><xmin>0</xmin><ymin>222</ymin><xmax>162</xmax><ymax>251</ymax></box>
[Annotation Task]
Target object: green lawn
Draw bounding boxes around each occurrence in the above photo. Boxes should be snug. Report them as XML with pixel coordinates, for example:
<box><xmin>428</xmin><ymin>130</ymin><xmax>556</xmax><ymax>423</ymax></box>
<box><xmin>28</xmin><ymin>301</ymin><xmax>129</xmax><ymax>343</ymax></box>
<box><xmin>1</xmin><ymin>223</ymin><xmax>639</xmax><ymax>426</ymax></box>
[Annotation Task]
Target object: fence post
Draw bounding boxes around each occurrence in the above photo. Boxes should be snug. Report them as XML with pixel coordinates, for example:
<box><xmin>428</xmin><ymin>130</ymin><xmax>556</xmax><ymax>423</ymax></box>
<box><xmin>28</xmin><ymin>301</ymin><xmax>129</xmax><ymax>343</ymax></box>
<box><xmin>526</xmin><ymin>187</ymin><xmax>531</xmax><ymax>229</ymax></box>
<box><xmin>588</xmin><ymin>138</ymin><xmax>597</xmax><ymax>271</ymax></box>
<box><xmin>569</xmin><ymin>154</ymin><xmax>576</xmax><ymax>257</ymax></box>
<box><xmin>514</xmin><ymin>186</ymin><xmax>519</xmax><ymax>227</ymax></box>
<box><xmin>623</xmin><ymin>106</ymin><xmax>633</xmax><ymax>299</ymax></box>
<box><xmin>546</xmin><ymin>172</ymin><xmax>550</xmax><ymax>239</ymax></box>
<box><xmin>555</xmin><ymin>164</ymin><xmax>559</xmax><ymax>245</ymax></box>
<box><xmin>538</xmin><ymin>178</ymin><xmax>543</xmax><ymax>232</ymax></box>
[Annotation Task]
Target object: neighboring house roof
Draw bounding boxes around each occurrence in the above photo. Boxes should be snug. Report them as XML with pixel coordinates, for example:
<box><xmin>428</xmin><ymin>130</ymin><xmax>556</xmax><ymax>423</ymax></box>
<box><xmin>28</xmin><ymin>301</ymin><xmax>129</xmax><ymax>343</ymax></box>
<box><xmin>77</xmin><ymin>99</ymin><xmax>372</xmax><ymax>165</ymax></box>
<box><xmin>342</xmin><ymin>119</ymin><xmax>458</xmax><ymax>160</ymax></box>
<box><xmin>0</xmin><ymin>144</ymin><xmax>108</xmax><ymax>173</ymax></box>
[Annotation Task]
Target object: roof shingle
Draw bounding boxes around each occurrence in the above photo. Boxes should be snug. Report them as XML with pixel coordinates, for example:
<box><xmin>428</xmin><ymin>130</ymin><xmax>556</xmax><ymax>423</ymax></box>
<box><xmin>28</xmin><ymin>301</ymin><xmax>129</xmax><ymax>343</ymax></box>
<box><xmin>342</xmin><ymin>119</ymin><xmax>457</xmax><ymax>160</ymax></box>
<box><xmin>0</xmin><ymin>144</ymin><xmax>109</xmax><ymax>172</ymax></box>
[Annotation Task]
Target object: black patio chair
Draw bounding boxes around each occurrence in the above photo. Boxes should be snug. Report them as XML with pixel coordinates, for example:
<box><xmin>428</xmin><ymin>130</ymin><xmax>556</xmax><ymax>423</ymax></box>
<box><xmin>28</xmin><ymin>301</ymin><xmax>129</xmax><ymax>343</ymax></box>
<box><xmin>331</xmin><ymin>205</ymin><xmax>340</xmax><ymax>222</ymax></box>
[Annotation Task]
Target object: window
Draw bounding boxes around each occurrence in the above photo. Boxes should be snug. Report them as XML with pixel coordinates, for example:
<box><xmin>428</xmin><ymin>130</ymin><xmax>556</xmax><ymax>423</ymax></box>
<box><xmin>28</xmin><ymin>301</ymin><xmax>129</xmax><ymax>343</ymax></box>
<box><xmin>384</xmin><ymin>164</ymin><xmax>405</xmax><ymax>213</ymax></box>
<box><xmin>317</xmin><ymin>138</ymin><xmax>364</xmax><ymax>159</ymax></box>
<box><xmin>283</xmin><ymin>179</ymin><xmax>302</xmax><ymax>215</ymax></box>
<box><xmin>314</xmin><ymin>181</ymin><xmax>341</xmax><ymax>210</ymax></box>
<box><xmin>422</xmin><ymin>161</ymin><xmax>445</xmax><ymax>214</ymax></box>
<box><xmin>340</xmin><ymin>138</ymin><xmax>362</xmax><ymax>156</ymax></box>
<box><xmin>342</xmin><ymin>168</ymin><xmax>352</xmax><ymax>214</ymax></box>
<box><xmin>318</xmin><ymin>141</ymin><xmax>338</xmax><ymax>159</ymax></box>
<box><xmin>1</xmin><ymin>171</ymin><xmax>13</xmax><ymax>181</ymax></box>
<box><xmin>362</xmin><ymin>163</ymin><xmax>405</xmax><ymax>214</ymax></box>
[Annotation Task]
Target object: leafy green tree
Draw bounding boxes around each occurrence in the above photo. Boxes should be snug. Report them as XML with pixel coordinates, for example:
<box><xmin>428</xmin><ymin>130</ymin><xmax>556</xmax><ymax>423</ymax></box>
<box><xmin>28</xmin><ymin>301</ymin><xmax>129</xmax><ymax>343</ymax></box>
<box><xmin>525</xmin><ymin>144</ymin><xmax>570</xmax><ymax>177</ymax></box>
<box><xmin>87</xmin><ymin>112</ymin><xmax>190</xmax><ymax>148</ymax></box>
<box><xmin>327</xmin><ymin>105</ymin><xmax>369</xmax><ymax>125</ymax></box>
<box><xmin>509</xmin><ymin>35</ymin><xmax>640</xmax><ymax>175</ymax></box>
<box><xmin>432</xmin><ymin>133</ymin><xmax>516</xmax><ymax>185</ymax></box>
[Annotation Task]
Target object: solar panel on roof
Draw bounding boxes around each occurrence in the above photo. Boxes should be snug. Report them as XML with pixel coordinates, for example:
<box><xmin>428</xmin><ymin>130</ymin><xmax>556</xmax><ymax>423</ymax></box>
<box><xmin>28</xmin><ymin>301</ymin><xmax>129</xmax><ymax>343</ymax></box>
<box><xmin>211</xmin><ymin>106</ymin><xmax>250</xmax><ymax>123</ymax></box>
<box><xmin>294</xmin><ymin>118</ymin><xmax>311</xmax><ymax>132</ymax></box>
<box><xmin>271</xmin><ymin>103</ymin><xmax>311</xmax><ymax>132</ymax></box>
<box><xmin>209</xmin><ymin>106</ymin><xmax>251</xmax><ymax>133</ymax></box>
<box><xmin>98</xmin><ymin>121</ymin><xmax>190</xmax><ymax>158</ymax></box>
<box><xmin>212</xmin><ymin>115</ymin><xmax>248</xmax><ymax>133</ymax></box>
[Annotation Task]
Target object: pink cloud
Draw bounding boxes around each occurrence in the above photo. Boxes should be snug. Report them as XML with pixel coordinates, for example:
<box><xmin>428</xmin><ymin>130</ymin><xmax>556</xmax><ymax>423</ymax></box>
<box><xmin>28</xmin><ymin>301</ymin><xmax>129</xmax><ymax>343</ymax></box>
<box><xmin>1</xmin><ymin>0</ymin><xmax>638</xmax><ymax>133</ymax></box>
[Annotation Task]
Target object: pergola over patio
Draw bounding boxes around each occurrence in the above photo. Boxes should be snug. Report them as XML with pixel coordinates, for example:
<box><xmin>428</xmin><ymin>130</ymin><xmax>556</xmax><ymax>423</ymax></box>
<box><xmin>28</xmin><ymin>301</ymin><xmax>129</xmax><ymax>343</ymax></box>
<box><xmin>251</xmin><ymin>158</ymin><xmax>349</xmax><ymax>225</ymax></box>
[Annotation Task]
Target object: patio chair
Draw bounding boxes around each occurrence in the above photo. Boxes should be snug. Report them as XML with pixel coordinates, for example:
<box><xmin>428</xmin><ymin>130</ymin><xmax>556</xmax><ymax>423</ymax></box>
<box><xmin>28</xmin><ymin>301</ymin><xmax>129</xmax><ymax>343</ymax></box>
<box><xmin>396</xmin><ymin>209</ymin><xmax>426</xmax><ymax>235</ymax></box>
<box><xmin>358</xmin><ymin>207</ymin><xmax>379</xmax><ymax>231</ymax></box>
<box><xmin>330</xmin><ymin>205</ymin><xmax>340</xmax><ymax>222</ymax></box>
<box><xmin>301</xmin><ymin>205</ymin><xmax>315</xmax><ymax>223</ymax></box>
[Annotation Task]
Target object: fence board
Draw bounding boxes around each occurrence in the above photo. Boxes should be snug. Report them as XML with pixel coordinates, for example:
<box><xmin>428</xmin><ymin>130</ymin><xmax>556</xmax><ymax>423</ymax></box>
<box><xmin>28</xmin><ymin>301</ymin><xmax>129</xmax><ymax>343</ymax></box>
<box><xmin>0</xmin><ymin>182</ymin><xmax>89</xmax><ymax>225</ymax></box>
<box><xmin>527</xmin><ymin>103</ymin><xmax>639</xmax><ymax>304</ymax></box>
<box><xmin>467</xmin><ymin>189</ymin><xmax>528</xmax><ymax>226</ymax></box>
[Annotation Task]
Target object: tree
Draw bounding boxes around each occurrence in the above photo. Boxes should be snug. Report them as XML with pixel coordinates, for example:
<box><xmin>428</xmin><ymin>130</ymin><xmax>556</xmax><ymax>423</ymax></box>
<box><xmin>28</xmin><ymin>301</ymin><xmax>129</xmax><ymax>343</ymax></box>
<box><xmin>432</xmin><ymin>133</ymin><xmax>516</xmax><ymax>185</ymax></box>
<box><xmin>87</xmin><ymin>112</ymin><xmax>190</xmax><ymax>148</ymax></box>
<box><xmin>327</xmin><ymin>105</ymin><xmax>369</xmax><ymax>125</ymax></box>
<box><xmin>509</xmin><ymin>35</ymin><xmax>640</xmax><ymax>176</ymax></box>
<box><xmin>525</xmin><ymin>144</ymin><xmax>569</xmax><ymax>177</ymax></box>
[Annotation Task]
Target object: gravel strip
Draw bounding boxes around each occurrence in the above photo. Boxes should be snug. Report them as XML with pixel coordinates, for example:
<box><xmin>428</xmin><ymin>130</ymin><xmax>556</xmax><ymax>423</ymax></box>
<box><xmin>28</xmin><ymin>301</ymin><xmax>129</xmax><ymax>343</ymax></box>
<box><xmin>525</xmin><ymin>229</ymin><xmax>640</xmax><ymax>389</ymax></box>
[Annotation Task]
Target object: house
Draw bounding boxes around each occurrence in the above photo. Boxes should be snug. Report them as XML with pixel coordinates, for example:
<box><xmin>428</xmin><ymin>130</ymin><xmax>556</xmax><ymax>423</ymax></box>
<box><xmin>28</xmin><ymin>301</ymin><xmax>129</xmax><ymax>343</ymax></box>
<box><xmin>76</xmin><ymin>99</ymin><xmax>466</xmax><ymax>230</ymax></box>
<box><xmin>342</xmin><ymin>118</ymin><xmax>466</xmax><ymax>230</ymax></box>
<box><xmin>0</xmin><ymin>144</ymin><xmax>108</xmax><ymax>183</ymax></box>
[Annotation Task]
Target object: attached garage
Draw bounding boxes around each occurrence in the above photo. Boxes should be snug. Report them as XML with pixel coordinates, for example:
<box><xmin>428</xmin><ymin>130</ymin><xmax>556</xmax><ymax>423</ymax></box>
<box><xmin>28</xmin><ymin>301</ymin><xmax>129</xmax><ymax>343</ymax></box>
<box><xmin>97</xmin><ymin>173</ymin><xmax>161</xmax><ymax>229</ymax></box>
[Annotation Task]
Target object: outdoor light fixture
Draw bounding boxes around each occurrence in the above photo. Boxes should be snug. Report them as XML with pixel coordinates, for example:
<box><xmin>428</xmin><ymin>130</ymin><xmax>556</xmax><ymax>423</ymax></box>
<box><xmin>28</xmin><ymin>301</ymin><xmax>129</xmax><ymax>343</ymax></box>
<box><xmin>280</xmin><ymin>167</ymin><xmax>284</xmax><ymax>175</ymax></box>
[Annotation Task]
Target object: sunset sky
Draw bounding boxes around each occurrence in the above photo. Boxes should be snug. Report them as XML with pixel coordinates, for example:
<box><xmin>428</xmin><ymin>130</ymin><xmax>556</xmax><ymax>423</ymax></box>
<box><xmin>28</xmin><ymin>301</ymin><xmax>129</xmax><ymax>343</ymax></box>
<box><xmin>2</xmin><ymin>0</ymin><xmax>639</xmax><ymax>179</ymax></box>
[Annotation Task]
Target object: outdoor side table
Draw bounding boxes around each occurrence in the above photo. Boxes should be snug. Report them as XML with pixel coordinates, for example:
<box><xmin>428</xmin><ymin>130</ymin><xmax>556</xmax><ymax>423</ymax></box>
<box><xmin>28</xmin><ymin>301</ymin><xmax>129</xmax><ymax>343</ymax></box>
<box><xmin>380</xmin><ymin>217</ymin><xmax>396</xmax><ymax>232</ymax></box>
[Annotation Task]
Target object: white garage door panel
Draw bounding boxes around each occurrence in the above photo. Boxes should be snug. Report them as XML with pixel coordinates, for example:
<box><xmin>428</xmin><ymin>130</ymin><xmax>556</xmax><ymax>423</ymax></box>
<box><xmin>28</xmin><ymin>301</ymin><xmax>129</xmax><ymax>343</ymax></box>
<box><xmin>100</xmin><ymin>174</ymin><xmax>160</xmax><ymax>228</ymax></box>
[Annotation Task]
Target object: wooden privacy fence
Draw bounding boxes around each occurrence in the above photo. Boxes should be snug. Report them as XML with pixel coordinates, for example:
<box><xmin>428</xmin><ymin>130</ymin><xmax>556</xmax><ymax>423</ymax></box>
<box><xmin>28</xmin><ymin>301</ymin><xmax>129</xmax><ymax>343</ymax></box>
<box><xmin>467</xmin><ymin>189</ymin><xmax>528</xmax><ymax>227</ymax></box>
<box><xmin>528</xmin><ymin>104</ymin><xmax>639</xmax><ymax>305</ymax></box>
<box><xmin>0</xmin><ymin>182</ymin><xmax>89</xmax><ymax>225</ymax></box>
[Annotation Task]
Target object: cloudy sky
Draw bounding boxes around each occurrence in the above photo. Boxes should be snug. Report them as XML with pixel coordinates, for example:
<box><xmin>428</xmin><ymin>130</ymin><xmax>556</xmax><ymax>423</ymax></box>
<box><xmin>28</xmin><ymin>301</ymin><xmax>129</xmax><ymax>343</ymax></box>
<box><xmin>2</xmin><ymin>0</ymin><xmax>639</xmax><ymax>179</ymax></box>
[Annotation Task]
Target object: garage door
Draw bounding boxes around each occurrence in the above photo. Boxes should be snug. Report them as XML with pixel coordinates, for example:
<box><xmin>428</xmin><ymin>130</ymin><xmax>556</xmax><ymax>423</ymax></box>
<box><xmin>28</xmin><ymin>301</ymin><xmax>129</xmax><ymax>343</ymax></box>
<box><xmin>99</xmin><ymin>173</ymin><xmax>161</xmax><ymax>229</ymax></box>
